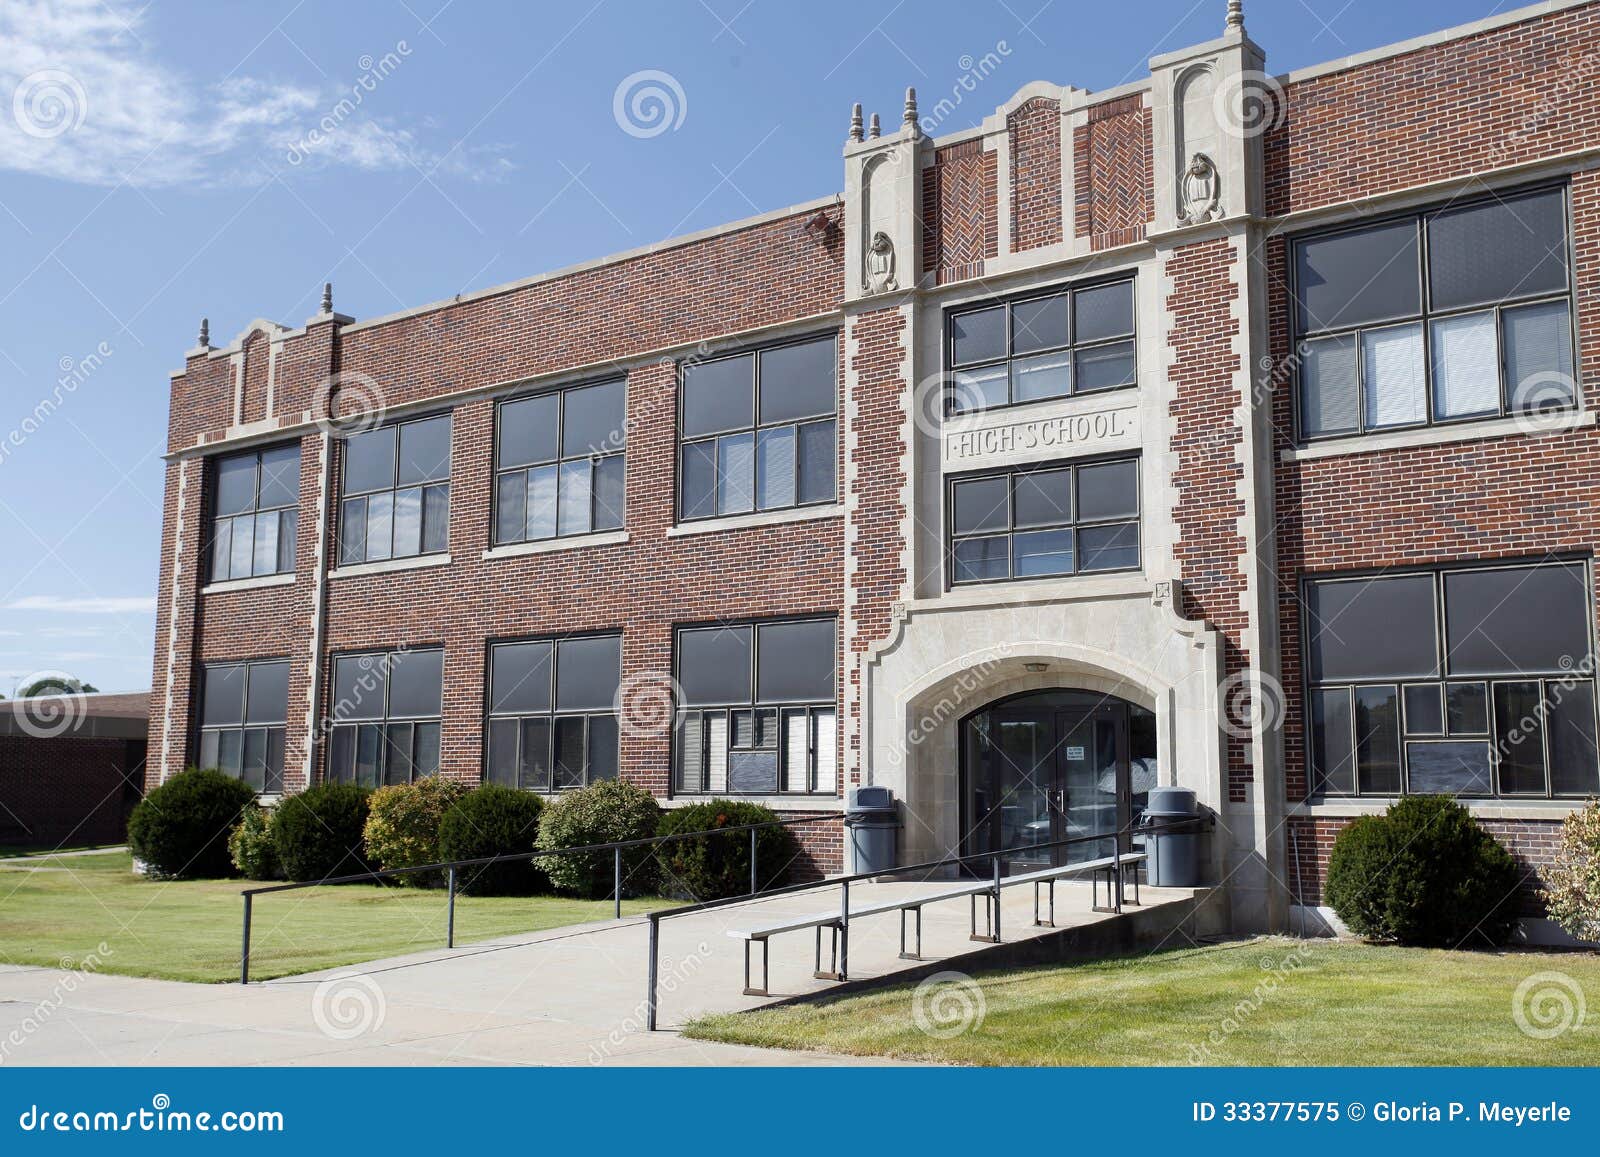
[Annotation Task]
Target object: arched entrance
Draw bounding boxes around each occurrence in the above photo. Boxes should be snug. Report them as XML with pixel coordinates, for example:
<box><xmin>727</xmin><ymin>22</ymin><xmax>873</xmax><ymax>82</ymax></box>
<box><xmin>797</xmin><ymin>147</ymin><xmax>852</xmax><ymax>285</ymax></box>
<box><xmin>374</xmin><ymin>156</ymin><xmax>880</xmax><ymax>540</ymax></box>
<box><xmin>960</xmin><ymin>689</ymin><xmax>1156</xmax><ymax>874</ymax></box>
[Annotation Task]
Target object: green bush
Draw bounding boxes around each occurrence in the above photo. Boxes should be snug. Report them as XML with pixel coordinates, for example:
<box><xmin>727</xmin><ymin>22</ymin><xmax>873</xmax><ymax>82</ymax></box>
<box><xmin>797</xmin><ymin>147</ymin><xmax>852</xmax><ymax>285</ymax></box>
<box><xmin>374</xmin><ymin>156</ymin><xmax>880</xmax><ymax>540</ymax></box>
<box><xmin>126</xmin><ymin>768</ymin><xmax>258</xmax><ymax>879</ymax></box>
<box><xmin>228</xmin><ymin>805</ymin><xmax>280</xmax><ymax>881</ymax></box>
<box><xmin>537</xmin><ymin>779</ymin><xmax>660</xmax><ymax>898</ymax></box>
<box><xmin>655</xmin><ymin>800</ymin><xmax>795</xmax><ymax>901</ymax></box>
<box><xmin>1325</xmin><ymin>795</ymin><xmax>1522</xmax><ymax>947</ymax></box>
<box><xmin>271</xmin><ymin>783</ymin><xmax>373</xmax><ymax>883</ymax></box>
<box><xmin>363</xmin><ymin>777</ymin><xmax>469</xmax><ymax>886</ymax></box>
<box><xmin>436</xmin><ymin>785</ymin><xmax>546</xmax><ymax>896</ymax></box>
<box><xmin>1538</xmin><ymin>798</ymin><xmax>1600</xmax><ymax>944</ymax></box>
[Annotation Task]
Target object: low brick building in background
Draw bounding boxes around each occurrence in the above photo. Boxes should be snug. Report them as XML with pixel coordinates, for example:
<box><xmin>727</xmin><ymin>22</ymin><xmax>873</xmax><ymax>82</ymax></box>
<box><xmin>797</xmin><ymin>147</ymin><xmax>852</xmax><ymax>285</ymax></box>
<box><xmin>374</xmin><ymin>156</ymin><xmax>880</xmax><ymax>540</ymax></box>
<box><xmin>148</xmin><ymin>1</ymin><xmax>1600</xmax><ymax>937</ymax></box>
<box><xmin>2</xmin><ymin>692</ymin><xmax>148</xmax><ymax>849</ymax></box>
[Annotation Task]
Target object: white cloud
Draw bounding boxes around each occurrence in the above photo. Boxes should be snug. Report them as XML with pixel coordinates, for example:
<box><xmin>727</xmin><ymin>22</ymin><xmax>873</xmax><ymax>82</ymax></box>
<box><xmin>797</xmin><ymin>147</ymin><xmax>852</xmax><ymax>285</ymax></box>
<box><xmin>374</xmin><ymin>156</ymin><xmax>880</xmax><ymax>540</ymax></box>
<box><xmin>5</xmin><ymin>595</ymin><xmax>154</xmax><ymax>614</ymax></box>
<box><xmin>0</xmin><ymin>0</ymin><xmax>511</xmax><ymax>188</ymax></box>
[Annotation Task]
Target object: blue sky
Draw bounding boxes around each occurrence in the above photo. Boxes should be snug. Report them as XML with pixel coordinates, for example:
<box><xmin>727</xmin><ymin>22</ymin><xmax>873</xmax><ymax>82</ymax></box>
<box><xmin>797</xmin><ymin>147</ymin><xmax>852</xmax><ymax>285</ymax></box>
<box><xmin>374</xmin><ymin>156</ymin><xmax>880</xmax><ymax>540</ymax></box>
<box><xmin>0</xmin><ymin>0</ymin><xmax>1499</xmax><ymax>694</ymax></box>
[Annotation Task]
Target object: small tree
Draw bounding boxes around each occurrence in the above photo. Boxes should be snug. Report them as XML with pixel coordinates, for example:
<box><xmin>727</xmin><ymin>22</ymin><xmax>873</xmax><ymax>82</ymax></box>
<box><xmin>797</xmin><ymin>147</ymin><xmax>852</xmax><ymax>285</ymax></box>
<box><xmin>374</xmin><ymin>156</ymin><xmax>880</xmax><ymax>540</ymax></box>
<box><xmin>127</xmin><ymin>768</ymin><xmax>258</xmax><ymax>879</ymax></box>
<box><xmin>364</xmin><ymin>777</ymin><xmax>469</xmax><ymax>886</ymax></box>
<box><xmin>1539</xmin><ymin>799</ymin><xmax>1600</xmax><ymax>944</ymax></box>
<box><xmin>537</xmin><ymin>779</ymin><xmax>659</xmax><ymax>898</ymax></box>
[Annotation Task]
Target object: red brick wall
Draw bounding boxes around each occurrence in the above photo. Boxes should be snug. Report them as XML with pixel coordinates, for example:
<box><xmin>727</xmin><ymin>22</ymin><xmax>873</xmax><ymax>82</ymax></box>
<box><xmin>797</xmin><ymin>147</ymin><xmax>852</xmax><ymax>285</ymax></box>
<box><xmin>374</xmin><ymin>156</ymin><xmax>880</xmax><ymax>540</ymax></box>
<box><xmin>1264</xmin><ymin>3</ymin><xmax>1600</xmax><ymax>217</ymax></box>
<box><xmin>1008</xmin><ymin>97</ymin><xmax>1063</xmax><ymax>251</ymax></box>
<box><xmin>921</xmin><ymin>139</ymin><xmax>999</xmax><ymax>285</ymax></box>
<box><xmin>1166</xmin><ymin>236</ymin><xmax>1253</xmax><ymax>803</ymax></box>
<box><xmin>1073</xmin><ymin>94</ymin><xmax>1152</xmax><ymax>251</ymax></box>
<box><xmin>241</xmin><ymin>331</ymin><xmax>269</xmax><ymax>425</ymax></box>
<box><xmin>0</xmin><ymin>735</ymin><xmax>144</xmax><ymax>847</ymax></box>
<box><xmin>845</xmin><ymin>306</ymin><xmax>910</xmax><ymax>784</ymax></box>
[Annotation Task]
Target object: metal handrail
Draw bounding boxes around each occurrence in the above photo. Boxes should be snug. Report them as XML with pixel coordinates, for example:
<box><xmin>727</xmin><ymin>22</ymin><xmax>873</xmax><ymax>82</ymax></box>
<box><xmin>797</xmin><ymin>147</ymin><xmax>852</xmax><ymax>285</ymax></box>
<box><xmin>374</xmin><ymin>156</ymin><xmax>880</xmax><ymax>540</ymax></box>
<box><xmin>643</xmin><ymin>816</ymin><xmax>1194</xmax><ymax>1029</ymax></box>
<box><xmin>238</xmin><ymin>809</ymin><xmax>843</xmax><ymax>983</ymax></box>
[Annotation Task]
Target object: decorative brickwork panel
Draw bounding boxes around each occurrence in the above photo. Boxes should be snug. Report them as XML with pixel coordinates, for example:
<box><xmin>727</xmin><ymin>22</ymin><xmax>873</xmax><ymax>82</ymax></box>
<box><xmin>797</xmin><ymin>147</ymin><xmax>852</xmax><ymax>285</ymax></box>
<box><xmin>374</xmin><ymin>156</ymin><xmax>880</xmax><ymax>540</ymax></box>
<box><xmin>920</xmin><ymin>139</ymin><xmax>998</xmax><ymax>285</ymax></box>
<box><xmin>1073</xmin><ymin>95</ymin><xmax>1152</xmax><ymax>250</ymax></box>
<box><xmin>1008</xmin><ymin>97</ymin><xmax>1062</xmax><ymax>251</ymax></box>
<box><xmin>240</xmin><ymin>331</ymin><xmax>269</xmax><ymax>425</ymax></box>
<box><xmin>1264</xmin><ymin>3</ymin><xmax>1600</xmax><ymax>216</ymax></box>
<box><xmin>1268</xmin><ymin>169</ymin><xmax>1600</xmax><ymax>806</ymax></box>
<box><xmin>1165</xmin><ymin>236</ymin><xmax>1252</xmax><ymax>803</ymax></box>
<box><xmin>845</xmin><ymin>306</ymin><xmax>909</xmax><ymax>781</ymax></box>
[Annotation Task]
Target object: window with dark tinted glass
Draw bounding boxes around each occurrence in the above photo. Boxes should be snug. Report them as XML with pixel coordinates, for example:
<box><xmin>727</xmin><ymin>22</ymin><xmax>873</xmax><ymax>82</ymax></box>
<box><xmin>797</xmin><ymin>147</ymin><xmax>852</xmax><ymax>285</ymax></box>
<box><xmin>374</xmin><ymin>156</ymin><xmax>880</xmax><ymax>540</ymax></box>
<box><xmin>198</xmin><ymin>659</ymin><xmax>289</xmax><ymax>793</ymax></box>
<box><xmin>1303</xmin><ymin>560</ymin><xmax>1597</xmax><ymax>799</ymax></box>
<box><xmin>338</xmin><ymin>415</ymin><xmax>451</xmax><ymax>565</ymax></box>
<box><xmin>948</xmin><ymin>457</ymin><xmax>1139</xmax><ymax>585</ymax></box>
<box><xmin>494</xmin><ymin>381</ymin><xmax>625</xmax><ymax>544</ymax></box>
<box><xmin>326</xmin><ymin>648</ymin><xmax>443</xmax><ymax>786</ymax></box>
<box><xmin>679</xmin><ymin>335</ymin><xmax>836</xmax><ymax>521</ymax></box>
<box><xmin>485</xmin><ymin>634</ymin><xmax>620</xmax><ymax>791</ymax></box>
<box><xmin>674</xmin><ymin>618</ymin><xmax>836</xmax><ymax>795</ymax></box>
<box><xmin>209</xmin><ymin>444</ymin><xmax>299</xmax><ymax>582</ymax></box>
<box><xmin>1292</xmin><ymin>186</ymin><xmax>1575</xmax><ymax>441</ymax></box>
<box><xmin>947</xmin><ymin>278</ymin><xmax>1135</xmax><ymax>413</ymax></box>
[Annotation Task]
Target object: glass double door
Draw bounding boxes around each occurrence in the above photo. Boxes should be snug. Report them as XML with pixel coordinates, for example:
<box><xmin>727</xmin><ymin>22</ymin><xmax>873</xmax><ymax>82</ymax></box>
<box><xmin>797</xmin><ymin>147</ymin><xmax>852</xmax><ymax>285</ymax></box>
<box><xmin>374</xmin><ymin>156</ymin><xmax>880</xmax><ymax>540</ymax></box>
<box><xmin>963</xmin><ymin>692</ymin><xmax>1145</xmax><ymax>874</ymax></box>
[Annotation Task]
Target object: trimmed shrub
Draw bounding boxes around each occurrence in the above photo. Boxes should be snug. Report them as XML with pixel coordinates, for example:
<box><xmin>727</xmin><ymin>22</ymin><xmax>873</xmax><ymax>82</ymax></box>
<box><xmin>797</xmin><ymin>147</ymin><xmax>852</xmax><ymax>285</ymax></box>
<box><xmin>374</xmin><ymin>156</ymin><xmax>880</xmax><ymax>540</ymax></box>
<box><xmin>364</xmin><ymin>777</ymin><xmax>470</xmax><ymax>886</ymax></box>
<box><xmin>1539</xmin><ymin>798</ymin><xmax>1600</xmax><ymax>944</ymax></box>
<box><xmin>272</xmin><ymin>783</ymin><xmax>372</xmax><ymax>883</ymax></box>
<box><xmin>436</xmin><ymin>785</ymin><xmax>546</xmax><ymax>896</ymax></box>
<box><xmin>655</xmin><ymin>800</ymin><xmax>795</xmax><ymax>901</ymax></box>
<box><xmin>228</xmin><ymin>805</ymin><xmax>280</xmax><ymax>881</ymax></box>
<box><xmin>126</xmin><ymin>768</ymin><xmax>258</xmax><ymax>879</ymax></box>
<box><xmin>537</xmin><ymin>779</ymin><xmax>660</xmax><ymax>898</ymax></box>
<box><xmin>1325</xmin><ymin>794</ymin><xmax>1522</xmax><ymax>947</ymax></box>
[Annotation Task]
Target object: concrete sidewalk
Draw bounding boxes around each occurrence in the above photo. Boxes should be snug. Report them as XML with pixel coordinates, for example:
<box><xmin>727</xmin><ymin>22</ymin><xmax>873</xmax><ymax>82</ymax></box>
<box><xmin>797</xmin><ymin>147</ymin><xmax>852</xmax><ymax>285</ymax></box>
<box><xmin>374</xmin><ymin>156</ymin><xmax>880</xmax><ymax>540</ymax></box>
<box><xmin>0</xmin><ymin>877</ymin><xmax>1205</xmax><ymax>1066</ymax></box>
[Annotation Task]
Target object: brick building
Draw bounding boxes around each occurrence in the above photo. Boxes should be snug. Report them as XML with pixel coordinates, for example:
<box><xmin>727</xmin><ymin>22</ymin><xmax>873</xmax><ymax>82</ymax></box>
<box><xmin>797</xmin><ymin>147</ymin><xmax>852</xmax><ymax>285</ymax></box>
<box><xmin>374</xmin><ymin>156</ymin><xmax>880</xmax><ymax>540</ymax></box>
<box><xmin>150</xmin><ymin>1</ymin><xmax>1600</xmax><ymax>935</ymax></box>
<box><xmin>3</xmin><ymin>692</ymin><xmax>148</xmax><ymax>848</ymax></box>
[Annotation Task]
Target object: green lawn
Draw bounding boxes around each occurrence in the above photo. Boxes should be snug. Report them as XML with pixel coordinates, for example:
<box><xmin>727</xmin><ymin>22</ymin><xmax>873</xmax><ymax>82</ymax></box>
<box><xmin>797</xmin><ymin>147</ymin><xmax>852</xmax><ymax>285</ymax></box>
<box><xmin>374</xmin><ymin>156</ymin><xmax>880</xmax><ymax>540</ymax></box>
<box><xmin>686</xmin><ymin>937</ymin><xmax>1600</xmax><ymax>1066</ymax></box>
<box><xmin>0</xmin><ymin>851</ymin><xmax>663</xmax><ymax>983</ymax></box>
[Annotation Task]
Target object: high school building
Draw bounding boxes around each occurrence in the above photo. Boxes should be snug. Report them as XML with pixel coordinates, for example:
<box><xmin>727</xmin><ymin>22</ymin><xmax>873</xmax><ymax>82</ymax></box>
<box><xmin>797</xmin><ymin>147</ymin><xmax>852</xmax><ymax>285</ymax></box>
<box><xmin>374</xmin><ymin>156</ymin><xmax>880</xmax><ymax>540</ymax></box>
<box><xmin>150</xmin><ymin>1</ymin><xmax>1600</xmax><ymax>934</ymax></box>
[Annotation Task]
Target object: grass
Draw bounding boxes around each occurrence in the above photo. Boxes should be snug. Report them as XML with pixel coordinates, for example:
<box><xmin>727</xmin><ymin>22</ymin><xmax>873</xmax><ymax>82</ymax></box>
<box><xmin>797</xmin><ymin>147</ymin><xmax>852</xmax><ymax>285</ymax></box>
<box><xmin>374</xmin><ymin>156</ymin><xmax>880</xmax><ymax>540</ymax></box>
<box><xmin>0</xmin><ymin>851</ymin><xmax>664</xmax><ymax>983</ymax></box>
<box><xmin>686</xmin><ymin>936</ymin><xmax>1600</xmax><ymax>1066</ymax></box>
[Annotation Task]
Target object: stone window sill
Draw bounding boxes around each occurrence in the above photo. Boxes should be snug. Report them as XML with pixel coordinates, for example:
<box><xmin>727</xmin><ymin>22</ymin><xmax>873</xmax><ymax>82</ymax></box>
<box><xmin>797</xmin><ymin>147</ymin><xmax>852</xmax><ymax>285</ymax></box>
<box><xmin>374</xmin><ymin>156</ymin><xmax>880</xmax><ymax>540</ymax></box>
<box><xmin>200</xmin><ymin>573</ymin><xmax>295</xmax><ymax>596</ymax></box>
<box><xmin>328</xmin><ymin>553</ymin><xmax>452</xmax><ymax>580</ymax></box>
<box><xmin>1282</xmin><ymin>409</ymin><xmax>1595</xmax><ymax>462</ymax></box>
<box><xmin>482</xmin><ymin>530</ymin><xmax>629</xmax><ymax>560</ymax></box>
<box><xmin>666</xmin><ymin>503</ymin><xmax>843</xmax><ymax>538</ymax></box>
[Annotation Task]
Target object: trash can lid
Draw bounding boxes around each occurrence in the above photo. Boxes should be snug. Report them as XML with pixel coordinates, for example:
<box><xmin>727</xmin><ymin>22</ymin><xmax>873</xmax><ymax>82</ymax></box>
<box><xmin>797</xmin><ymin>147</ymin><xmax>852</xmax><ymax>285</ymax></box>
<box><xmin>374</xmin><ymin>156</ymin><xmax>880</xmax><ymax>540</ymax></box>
<box><xmin>847</xmin><ymin>785</ymin><xmax>894</xmax><ymax>813</ymax></box>
<box><xmin>1147</xmin><ymin>786</ymin><xmax>1198</xmax><ymax>814</ymax></box>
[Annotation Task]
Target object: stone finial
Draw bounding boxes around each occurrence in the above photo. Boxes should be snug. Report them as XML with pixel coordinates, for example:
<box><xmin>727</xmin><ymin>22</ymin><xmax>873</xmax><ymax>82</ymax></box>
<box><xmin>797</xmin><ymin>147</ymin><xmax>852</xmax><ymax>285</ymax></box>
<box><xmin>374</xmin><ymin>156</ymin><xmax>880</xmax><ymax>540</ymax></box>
<box><xmin>903</xmin><ymin>86</ymin><xmax>918</xmax><ymax>132</ymax></box>
<box><xmin>848</xmin><ymin>102</ymin><xmax>864</xmax><ymax>142</ymax></box>
<box><xmin>1225</xmin><ymin>0</ymin><xmax>1244</xmax><ymax>33</ymax></box>
<box><xmin>868</xmin><ymin>112</ymin><xmax>881</xmax><ymax>139</ymax></box>
<box><xmin>197</xmin><ymin>317</ymin><xmax>209</xmax><ymax>348</ymax></box>
<box><xmin>321</xmin><ymin>281</ymin><xmax>333</xmax><ymax>314</ymax></box>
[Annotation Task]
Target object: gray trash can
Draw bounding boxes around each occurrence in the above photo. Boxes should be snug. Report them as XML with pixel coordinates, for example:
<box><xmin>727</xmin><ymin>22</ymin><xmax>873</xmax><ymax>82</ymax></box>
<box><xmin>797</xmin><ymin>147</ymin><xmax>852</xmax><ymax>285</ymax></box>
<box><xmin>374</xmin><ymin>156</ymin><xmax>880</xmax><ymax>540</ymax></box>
<box><xmin>845</xmin><ymin>786</ymin><xmax>899</xmax><ymax>875</ymax></box>
<box><xmin>1140</xmin><ymin>786</ymin><xmax>1209</xmax><ymax>887</ymax></box>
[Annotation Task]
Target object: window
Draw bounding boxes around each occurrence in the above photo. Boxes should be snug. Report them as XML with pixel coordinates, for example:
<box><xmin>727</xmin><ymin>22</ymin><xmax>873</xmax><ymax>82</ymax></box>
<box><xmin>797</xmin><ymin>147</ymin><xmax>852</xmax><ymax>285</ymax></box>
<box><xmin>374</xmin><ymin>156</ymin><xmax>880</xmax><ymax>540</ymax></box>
<box><xmin>197</xmin><ymin>659</ymin><xmax>289</xmax><ymax>793</ymax></box>
<box><xmin>494</xmin><ymin>381</ymin><xmax>625</xmax><ymax>544</ymax></box>
<box><xmin>947</xmin><ymin>277</ymin><xmax>1136</xmax><ymax>414</ymax></box>
<box><xmin>679</xmin><ymin>335</ymin><xmax>837</xmax><ymax>520</ymax></box>
<box><xmin>1303</xmin><ymin>560</ymin><xmax>1598</xmax><ymax>798</ymax></box>
<box><xmin>485</xmin><ymin>634</ymin><xmax>621</xmax><ymax>791</ymax></box>
<box><xmin>209</xmin><ymin>444</ymin><xmax>298</xmax><ymax>582</ymax></box>
<box><xmin>947</xmin><ymin>457</ymin><xmax>1140</xmax><ymax>585</ymax></box>
<box><xmin>1292</xmin><ymin>185</ymin><xmax>1576</xmax><ymax>440</ymax></box>
<box><xmin>326</xmin><ymin>648</ymin><xmax>443</xmax><ymax>786</ymax></box>
<box><xmin>338</xmin><ymin>414</ymin><xmax>451</xmax><ymax>565</ymax></box>
<box><xmin>674</xmin><ymin>618</ymin><xmax>837</xmax><ymax>795</ymax></box>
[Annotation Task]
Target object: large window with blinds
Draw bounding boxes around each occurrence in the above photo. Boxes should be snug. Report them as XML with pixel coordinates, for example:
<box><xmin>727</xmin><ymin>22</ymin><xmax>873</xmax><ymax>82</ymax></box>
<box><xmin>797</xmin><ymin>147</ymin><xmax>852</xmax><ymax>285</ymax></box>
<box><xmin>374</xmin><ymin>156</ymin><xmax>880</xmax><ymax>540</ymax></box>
<box><xmin>678</xmin><ymin>334</ymin><xmax>837</xmax><ymax>521</ymax></box>
<box><xmin>197</xmin><ymin>658</ymin><xmax>289</xmax><ymax>793</ymax></box>
<box><xmin>484</xmin><ymin>634</ymin><xmax>621</xmax><ymax>791</ymax></box>
<box><xmin>673</xmin><ymin>618</ymin><xmax>837</xmax><ymax>796</ymax></box>
<box><xmin>209</xmin><ymin>444</ymin><xmax>299</xmax><ymax>582</ymax></box>
<box><xmin>1303</xmin><ymin>559</ymin><xmax>1599</xmax><ymax>799</ymax></box>
<box><xmin>1291</xmin><ymin>185</ymin><xmax>1576</xmax><ymax>441</ymax></box>
<box><xmin>493</xmin><ymin>380</ymin><xmax>625</xmax><ymax>544</ymax></box>
<box><xmin>326</xmin><ymin>648</ymin><xmax>443</xmax><ymax>786</ymax></box>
